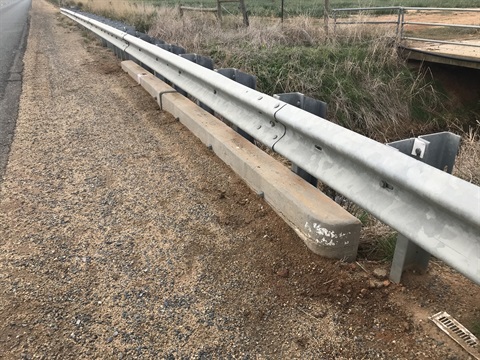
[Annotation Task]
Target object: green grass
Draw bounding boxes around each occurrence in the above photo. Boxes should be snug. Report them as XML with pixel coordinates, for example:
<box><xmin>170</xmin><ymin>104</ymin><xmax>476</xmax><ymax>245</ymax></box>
<box><xmin>377</xmin><ymin>233</ymin><xmax>397</xmax><ymax>261</ymax></box>
<box><xmin>207</xmin><ymin>38</ymin><xmax>445</xmax><ymax>138</ymax></box>
<box><xmin>133</xmin><ymin>0</ymin><xmax>480</xmax><ymax>18</ymax></box>
<box><xmin>358</xmin><ymin>232</ymin><xmax>398</xmax><ymax>261</ymax></box>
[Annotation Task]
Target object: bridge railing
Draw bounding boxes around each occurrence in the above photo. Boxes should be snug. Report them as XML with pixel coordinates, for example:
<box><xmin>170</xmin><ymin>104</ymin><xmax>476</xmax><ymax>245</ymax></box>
<box><xmin>333</xmin><ymin>7</ymin><xmax>480</xmax><ymax>49</ymax></box>
<box><xmin>61</xmin><ymin>8</ymin><xmax>480</xmax><ymax>286</ymax></box>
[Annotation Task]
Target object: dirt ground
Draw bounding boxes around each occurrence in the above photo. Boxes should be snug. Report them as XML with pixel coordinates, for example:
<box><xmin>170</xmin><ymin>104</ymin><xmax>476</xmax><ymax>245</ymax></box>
<box><xmin>0</xmin><ymin>0</ymin><xmax>479</xmax><ymax>359</ymax></box>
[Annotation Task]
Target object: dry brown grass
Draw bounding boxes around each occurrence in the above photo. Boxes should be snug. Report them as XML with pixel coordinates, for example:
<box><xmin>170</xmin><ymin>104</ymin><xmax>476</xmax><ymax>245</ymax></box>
<box><xmin>82</xmin><ymin>0</ymin><xmax>157</xmax><ymax>18</ymax></box>
<box><xmin>455</xmin><ymin>123</ymin><xmax>480</xmax><ymax>185</ymax></box>
<box><xmin>146</xmin><ymin>10</ymin><xmax>441</xmax><ymax>140</ymax></box>
<box><xmin>150</xmin><ymin>9</ymin><xmax>329</xmax><ymax>51</ymax></box>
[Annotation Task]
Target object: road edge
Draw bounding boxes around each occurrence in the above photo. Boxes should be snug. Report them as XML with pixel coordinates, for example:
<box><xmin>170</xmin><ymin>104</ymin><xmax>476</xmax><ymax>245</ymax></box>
<box><xmin>0</xmin><ymin>1</ymin><xmax>31</xmax><ymax>183</ymax></box>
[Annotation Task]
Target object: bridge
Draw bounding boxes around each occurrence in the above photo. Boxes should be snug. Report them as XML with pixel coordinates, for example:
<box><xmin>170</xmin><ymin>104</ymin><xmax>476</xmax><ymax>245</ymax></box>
<box><xmin>400</xmin><ymin>41</ymin><xmax>480</xmax><ymax>70</ymax></box>
<box><xmin>333</xmin><ymin>6</ymin><xmax>480</xmax><ymax>70</ymax></box>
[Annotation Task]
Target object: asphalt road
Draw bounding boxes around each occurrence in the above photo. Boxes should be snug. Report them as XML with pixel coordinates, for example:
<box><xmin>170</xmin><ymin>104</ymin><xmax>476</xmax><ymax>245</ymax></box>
<box><xmin>0</xmin><ymin>0</ymin><xmax>31</xmax><ymax>180</ymax></box>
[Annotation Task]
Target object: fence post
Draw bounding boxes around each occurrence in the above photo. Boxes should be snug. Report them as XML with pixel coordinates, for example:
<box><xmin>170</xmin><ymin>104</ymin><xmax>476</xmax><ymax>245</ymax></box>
<box><xmin>333</xmin><ymin>10</ymin><xmax>337</xmax><ymax>34</ymax></box>
<box><xmin>281</xmin><ymin>0</ymin><xmax>284</xmax><ymax>23</ymax></box>
<box><xmin>395</xmin><ymin>7</ymin><xmax>401</xmax><ymax>40</ymax></box>
<box><xmin>217</xmin><ymin>0</ymin><xmax>222</xmax><ymax>21</ymax></box>
<box><xmin>239</xmin><ymin>0</ymin><xmax>249</xmax><ymax>26</ymax></box>
<box><xmin>400</xmin><ymin>7</ymin><xmax>406</xmax><ymax>40</ymax></box>
<box><xmin>324</xmin><ymin>0</ymin><xmax>330</xmax><ymax>35</ymax></box>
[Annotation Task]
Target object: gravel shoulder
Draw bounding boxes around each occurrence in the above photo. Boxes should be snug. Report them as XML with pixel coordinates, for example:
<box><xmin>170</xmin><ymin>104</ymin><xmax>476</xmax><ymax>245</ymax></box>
<box><xmin>0</xmin><ymin>0</ymin><xmax>479</xmax><ymax>359</ymax></box>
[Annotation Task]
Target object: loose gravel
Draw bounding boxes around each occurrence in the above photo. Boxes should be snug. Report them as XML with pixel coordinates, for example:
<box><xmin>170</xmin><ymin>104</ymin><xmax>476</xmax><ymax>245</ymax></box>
<box><xmin>0</xmin><ymin>0</ymin><xmax>479</xmax><ymax>359</ymax></box>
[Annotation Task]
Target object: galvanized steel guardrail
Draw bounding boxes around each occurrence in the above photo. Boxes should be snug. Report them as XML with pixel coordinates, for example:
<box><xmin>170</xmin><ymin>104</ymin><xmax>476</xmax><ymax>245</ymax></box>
<box><xmin>61</xmin><ymin>8</ymin><xmax>480</xmax><ymax>285</ymax></box>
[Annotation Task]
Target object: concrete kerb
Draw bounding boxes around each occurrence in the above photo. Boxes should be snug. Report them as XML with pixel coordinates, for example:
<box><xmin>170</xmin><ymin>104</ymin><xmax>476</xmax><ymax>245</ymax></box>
<box><xmin>121</xmin><ymin>60</ymin><xmax>362</xmax><ymax>261</ymax></box>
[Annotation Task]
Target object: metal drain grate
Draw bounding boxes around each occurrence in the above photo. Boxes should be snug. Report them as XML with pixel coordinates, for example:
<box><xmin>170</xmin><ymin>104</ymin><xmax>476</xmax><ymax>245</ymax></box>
<box><xmin>429</xmin><ymin>311</ymin><xmax>480</xmax><ymax>360</ymax></box>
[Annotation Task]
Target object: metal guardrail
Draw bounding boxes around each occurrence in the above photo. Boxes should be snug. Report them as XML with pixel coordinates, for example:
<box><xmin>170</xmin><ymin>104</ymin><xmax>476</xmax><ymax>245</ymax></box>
<box><xmin>61</xmin><ymin>8</ymin><xmax>480</xmax><ymax>285</ymax></box>
<box><xmin>333</xmin><ymin>6</ymin><xmax>480</xmax><ymax>49</ymax></box>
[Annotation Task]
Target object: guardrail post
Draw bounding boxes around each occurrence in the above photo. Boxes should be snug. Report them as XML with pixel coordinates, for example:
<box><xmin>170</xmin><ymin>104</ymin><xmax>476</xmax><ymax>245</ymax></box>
<box><xmin>387</xmin><ymin>132</ymin><xmax>461</xmax><ymax>283</ymax></box>
<box><xmin>273</xmin><ymin>92</ymin><xmax>327</xmax><ymax>187</ymax></box>
<box><xmin>155</xmin><ymin>44</ymin><xmax>186</xmax><ymax>55</ymax></box>
<box><xmin>216</xmin><ymin>68</ymin><xmax>257</xmax><ymax>143</ymax></box>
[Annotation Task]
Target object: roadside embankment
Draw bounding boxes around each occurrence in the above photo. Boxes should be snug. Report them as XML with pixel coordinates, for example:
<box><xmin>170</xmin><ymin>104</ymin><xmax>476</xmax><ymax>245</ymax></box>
<box><xmin>0</xmin><ymin>0</ymin><xmax>478</xmax><ymax>358</ymax></box>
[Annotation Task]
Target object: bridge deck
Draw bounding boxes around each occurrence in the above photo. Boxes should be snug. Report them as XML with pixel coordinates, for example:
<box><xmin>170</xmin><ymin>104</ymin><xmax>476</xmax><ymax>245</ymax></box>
<box><xmin>400</xmin><ymin>40</ymin><xmax>480</xmax><ymax>69</ymax></box>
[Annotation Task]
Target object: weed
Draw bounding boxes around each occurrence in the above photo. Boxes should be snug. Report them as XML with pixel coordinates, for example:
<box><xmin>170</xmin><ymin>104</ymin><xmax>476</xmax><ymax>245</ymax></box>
<box><xmin>454</xmin><ymin>124</ymin><xmax>480</xmax><ymax>185</ymax></box>
<box><xmin>376</xmin><ymin>233</ymin><xmax>397</xmax><ymax>262</ymax></box>
<box><xmin>356</xmin><ymin>211</ymin><xmax>370</xmax><ymax>226</ymax></box>
<box><xmin>358</xmin><ymin>229</ymin><xmax>397</xmax><ymax>262</ymax></box>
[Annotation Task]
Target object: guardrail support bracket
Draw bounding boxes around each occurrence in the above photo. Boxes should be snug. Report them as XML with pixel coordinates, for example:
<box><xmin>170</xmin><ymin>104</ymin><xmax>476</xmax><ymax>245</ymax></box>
<box><xmin>274</xmin><ymin>92</ymin><xmax>327</xmax><ymax>187</ymax></box>
<box><xmin>216</xmin><ymin>68</ymin><xmax>257</xmax><ymax>143</ymax></box>
<box><xmin>388</xmin><ymin>131</ymin><xmax>461</xmax><ymax>283</ymax></box>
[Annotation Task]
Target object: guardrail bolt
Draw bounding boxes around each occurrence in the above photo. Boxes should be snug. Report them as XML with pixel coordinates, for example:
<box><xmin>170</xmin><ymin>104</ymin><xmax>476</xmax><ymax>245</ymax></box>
<box><xmin>380</xmin><ymin>180</ymin><xmax>393</xmax><ymax>190</ymax></box>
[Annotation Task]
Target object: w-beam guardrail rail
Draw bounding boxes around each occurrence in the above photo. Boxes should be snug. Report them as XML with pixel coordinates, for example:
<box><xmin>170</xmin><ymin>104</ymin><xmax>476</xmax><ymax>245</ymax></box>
<box><xmin>61</xmin><ymin>8</ymin><xmax>480</xmax><ymax>286</ymax></box>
